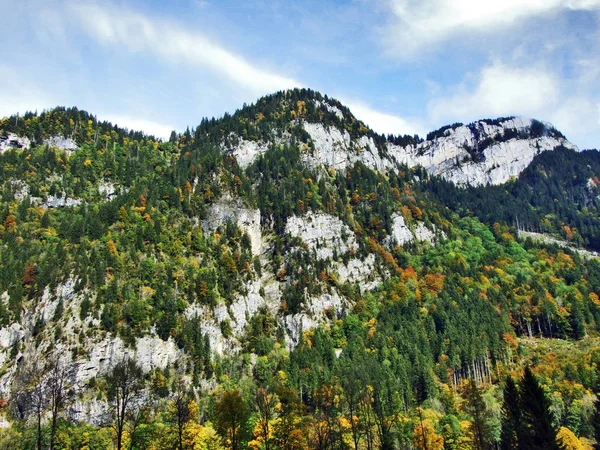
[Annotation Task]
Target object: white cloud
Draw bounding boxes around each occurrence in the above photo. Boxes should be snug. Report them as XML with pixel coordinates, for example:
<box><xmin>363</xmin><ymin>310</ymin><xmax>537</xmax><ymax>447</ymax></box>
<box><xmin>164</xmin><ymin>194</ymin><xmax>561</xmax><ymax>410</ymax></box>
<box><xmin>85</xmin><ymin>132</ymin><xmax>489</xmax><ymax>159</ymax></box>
<box><xmin>382</xmin><ymin>0</ymin><xmax>600</xmax><ymax>56</ymax></box>
<box><xmin>101</xmin><ymin>115</ymin><xmax>176</xmax><ymax>140</ymax></box>
<box><xmin>427</xmin><ymin>62</ymin><xmax>600</xmax><ymax>148</ymax></box>
<box><xmin>69</xmin><ymin>3</ymin><xmax>300</xmax><ymax>95</ymax></box>
<box><xmin>428</xmin><ymin>63</ymin><xmax>560</xmax><ymax>122</ymax></box>
<box><xmin>551</xmin><ymin>98</ymin><xmax>600</xmax><ymax>142</ymax></box>
<box><xmin>345</xmin><ymin>101</ymin><xmax>425</xmax><ymax>137</ymax></box>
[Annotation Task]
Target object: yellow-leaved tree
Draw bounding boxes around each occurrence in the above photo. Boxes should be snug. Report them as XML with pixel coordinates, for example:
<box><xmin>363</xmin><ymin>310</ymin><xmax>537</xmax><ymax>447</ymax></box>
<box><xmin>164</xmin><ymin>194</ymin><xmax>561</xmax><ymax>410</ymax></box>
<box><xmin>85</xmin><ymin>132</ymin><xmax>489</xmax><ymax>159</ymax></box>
<box><xmin>556</xmin><ymin>426</ymin><xmax>593</xmax><ymax>450</ymax></box>
<box><xmin>412</xmin><ymin>419</ymin><xmax>444</xmax><ymax>450</ymax></box>
<box><xmin>182</xmin><ymin>400</ymin><xmax>223</xmax><ymax>450</ymax></box>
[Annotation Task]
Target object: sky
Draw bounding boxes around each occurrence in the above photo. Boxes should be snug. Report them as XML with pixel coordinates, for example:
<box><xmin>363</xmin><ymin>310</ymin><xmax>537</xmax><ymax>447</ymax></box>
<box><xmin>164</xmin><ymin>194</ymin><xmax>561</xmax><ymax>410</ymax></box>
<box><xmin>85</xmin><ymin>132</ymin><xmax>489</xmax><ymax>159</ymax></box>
<box><xmin>1</xmin><ymin>0</ymin><xmax>599</xmax><ymax>149</ymax></box>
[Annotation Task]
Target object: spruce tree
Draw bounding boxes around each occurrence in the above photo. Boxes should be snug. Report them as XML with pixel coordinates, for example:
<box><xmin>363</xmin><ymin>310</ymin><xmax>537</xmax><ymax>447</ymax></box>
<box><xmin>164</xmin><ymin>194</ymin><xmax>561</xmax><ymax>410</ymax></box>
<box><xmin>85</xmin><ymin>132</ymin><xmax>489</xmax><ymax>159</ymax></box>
<box><xmin>464</xmin><ymin>379</ymin><xmax>493</xmax><ymax>450</ymax></box>
<box><xmin>519</xmin><ymin>367</ymin><xmax>558</xmax><ymax>450</ymax></box>
<box><xmin>500</xmin><ymin>376</ymin><xmax>520</xmax><ymax>450</ymax></box>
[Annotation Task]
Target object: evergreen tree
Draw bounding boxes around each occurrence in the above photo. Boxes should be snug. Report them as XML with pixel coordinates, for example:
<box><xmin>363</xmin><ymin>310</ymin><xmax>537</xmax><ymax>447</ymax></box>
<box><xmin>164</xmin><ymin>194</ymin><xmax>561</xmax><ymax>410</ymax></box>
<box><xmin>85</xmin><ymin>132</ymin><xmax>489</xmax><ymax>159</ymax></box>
<box><xmin>463</xmin><ymin>379</ymin><xmax>493</xmax><ymax>450</ymax></box>
<box><xmin>501</xmin><ymin>376</ymin><xmax>520</xmax><ymax>450</ymax></box>
<box><xmin>519</xmin><ymin>367</ymin><xmax>558</xmax><ymax>450</ymax></box>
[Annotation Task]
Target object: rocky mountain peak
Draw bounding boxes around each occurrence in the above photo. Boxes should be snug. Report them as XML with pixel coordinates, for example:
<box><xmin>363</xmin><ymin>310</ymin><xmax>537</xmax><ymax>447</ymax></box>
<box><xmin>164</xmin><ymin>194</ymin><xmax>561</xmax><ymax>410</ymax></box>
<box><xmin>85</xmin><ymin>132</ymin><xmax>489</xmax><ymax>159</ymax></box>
<box><xmin>387</xmin><ymin>116</ymin><xmax>577</xmax><ymax>186</ymax></box>
<box><xmin>207</xmin><ymin>89</ymin><xmax>580</xmax><ymax>186</ymax></box>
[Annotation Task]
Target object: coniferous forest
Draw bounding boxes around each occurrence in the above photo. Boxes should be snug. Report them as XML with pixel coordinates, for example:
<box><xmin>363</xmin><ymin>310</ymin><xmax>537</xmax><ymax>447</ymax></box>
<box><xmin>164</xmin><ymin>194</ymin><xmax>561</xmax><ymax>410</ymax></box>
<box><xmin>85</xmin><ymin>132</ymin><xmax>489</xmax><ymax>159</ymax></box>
<box><xmin>1</xmin><ymin>89</ymin><xmax>600</xmax><ymax>449</ymax></box>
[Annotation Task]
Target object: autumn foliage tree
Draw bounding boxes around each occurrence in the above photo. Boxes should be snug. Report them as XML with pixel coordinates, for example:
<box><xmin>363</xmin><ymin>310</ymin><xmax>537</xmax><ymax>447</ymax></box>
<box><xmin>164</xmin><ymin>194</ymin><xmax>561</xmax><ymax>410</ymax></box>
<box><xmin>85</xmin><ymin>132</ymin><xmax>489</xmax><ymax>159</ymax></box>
<box><xmin>215</xmin><ymin>389</ymin><xmax>250</xmax><ymax>450</ymax></box>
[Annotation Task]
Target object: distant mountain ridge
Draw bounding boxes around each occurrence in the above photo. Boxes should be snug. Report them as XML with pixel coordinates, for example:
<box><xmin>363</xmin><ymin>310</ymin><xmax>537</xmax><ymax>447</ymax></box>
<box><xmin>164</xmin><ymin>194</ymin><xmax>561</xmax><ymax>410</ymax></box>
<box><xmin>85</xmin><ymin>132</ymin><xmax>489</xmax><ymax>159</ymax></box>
<box><xmin>1</xmin><ymin>89</ymin><xmax>578</xmax><ymax>188</ymax></box>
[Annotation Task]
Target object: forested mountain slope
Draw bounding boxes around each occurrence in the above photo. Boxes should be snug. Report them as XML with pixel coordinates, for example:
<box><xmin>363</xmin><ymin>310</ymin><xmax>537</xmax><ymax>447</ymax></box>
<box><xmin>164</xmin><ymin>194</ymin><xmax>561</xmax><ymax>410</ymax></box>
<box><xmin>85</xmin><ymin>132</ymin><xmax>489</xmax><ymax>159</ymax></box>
<box><xmin>0</xmin><ymin>88</ymin><xmax>599</xmax><ymax>449</ymax></box>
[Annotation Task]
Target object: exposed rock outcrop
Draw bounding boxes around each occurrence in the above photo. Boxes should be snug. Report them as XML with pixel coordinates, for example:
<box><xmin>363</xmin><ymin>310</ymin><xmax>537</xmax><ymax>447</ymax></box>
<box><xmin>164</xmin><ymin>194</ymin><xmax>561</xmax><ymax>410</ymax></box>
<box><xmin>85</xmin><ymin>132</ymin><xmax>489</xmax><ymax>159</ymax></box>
<box><xmin>388</xmin><ymin>118</ymin><xmax>578</xmax><ymax>186</ymax></box>
<box><xmin>44</xmin><ymin>136</ymin><xmax>78</xmax><ymax>152</ymax></box>
<box><xmin>386</xmin><ymin>213</ymin><xmax>440</xmax><ymax>247</ymax></box>
<box><xmin>284</xmin><ymin>291</ymin><xmax>345</xmax><ymax>347</ymax></box>
<box><xmin>0</xmin><ymin>133</ymin><xmax>30</xmax><ymax>153</ymax></box>
<box><xmin>302</xmin><ymin>123</ymin><xmax>389</xmax><ymax>171</ymax></box>
<box><xmin>0</xmin><ymin>134</ymin><xmax>77</xmax><ymax>153</ymax></box>
<box><xmin>45</xmin><ymin>194</ymin><xmax>82</xmax><ymax>208</ymax></box>
<box><xmin>285</xmin><ymin>212</ymin><xmax>357</xmax><ymax>260</ymax></box>
<box><xmin>335</xmin><ymin>254</ymin><xmax>379</xmax><ymax>290</ymax></box>
<box><xmin>202</xmin><ymin>196</ymin><xmax>262</xmax><ymax>256</ymax></box>
<box><xmin>229</xmin><ymin>139</ymin><xmax>270</xmax><ymax>169</ymax></box>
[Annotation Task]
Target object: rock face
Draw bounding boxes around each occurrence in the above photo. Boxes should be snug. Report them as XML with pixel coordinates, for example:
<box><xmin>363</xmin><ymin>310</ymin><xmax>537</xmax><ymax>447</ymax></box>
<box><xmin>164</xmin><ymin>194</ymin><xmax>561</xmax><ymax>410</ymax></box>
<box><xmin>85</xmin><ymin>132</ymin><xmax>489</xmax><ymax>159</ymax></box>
<box><xmin>230</xmin><ymin>139</ymin><xmax>270</xmax><ymax>169</ymax></box>
<box><xmin>8</xmin><ymin>179</ymin><xmax>30</xmax><ymax>201</ymax></box>
<box><xmin>284</xmin><ymin>291</ymin><xmax>345</xmax><ymax>347</ymax></box>
<box><xmin>302</xmin><ymin>123</ymin><xmax>389</xmax><ymax>171</ymax></box>
<box><xmin>285</xmin><ymin>212</ymin><xmax>357</xmax><ymax>260</ymax></box>
<box><xmin>67</xmin><ymin>334</ymin><xmax>181</xmax><ymax>424</ymax></box>
<box><xmin>0</xmin><ymin>277</ymin><xmax>185</xmax><ymax>425</ymax></box>
<box><xmin>281</xmin><ymin>212</ymin><xmax>383</xmax><ymax>346</ymax></box>
<box><xmin>387</xmin><ymin>214</ymin><xmax>415</xmax><ymax>246</ymax></box>
<box><xmin>335</xmin><ymin>254</ymin><xmax>379</xmax><ymax>290</ymax></box>
<box><xmin>0</xmin><ymin>134</ymin><xmax>77</xmax><ymax>153</ymax></box>
<box><xmin>45</xmin><ymin>194</ymin><xmax>82</xmax><ymax>208</ymax></box>
<box><xmin>386</xmin><ymin>214</ymin><xmax>440</xmax><ymax>247</ymax></box>
<box><xmin>214</xmin><ymin>109</ymin><xmax>577</xmax><ymax>189</ymax></box>
<box><xmin>0</xmin><ymin>324</ymin><xmax>24</xmax><ymax>368</ymax></box>
<box><xmin>184</xmin><ymin>275</ymin><xmax>281</xmax><ymax>356</ymax></box>
<box><xmin>314</xmin><ymin>100</ymin><xmax>344</xmax><ymax>120</ymax></box>
<box><xmin>76</xmin><ymin>335</ymin><xmax>181</xmax><ymax>383</ymax></box>
<box><xmin>0</xmin><ymin>133</ymin><xmax>31</xmax><ymax>153</ymax></box>
<box><xmin>518</xmin><ymin>231</ymin><xmax>599</xmax><ymax>259</ymax></box>
<box><xmin>223</xmin><ymin>114</ymin><xmax>578</xmax><ymax>188</ymax></box>
<box><xmin>44</xmin><ymin>136</ymin><xmax>78</xmax><ymax>152</ymax></box>
<box><xmin>98</xmin><ymin>181</ymin><xmax>117</xmax><ymax>199</ymax></box>
<box><xmin>202</xmin><ymin>196</ymin><xmax>263</xmax><ymax>256</ymax></box>
<box><xmin>388</xmin><ymin>117</ymin><xmax>578</xmax><ymax>186</ymax></box>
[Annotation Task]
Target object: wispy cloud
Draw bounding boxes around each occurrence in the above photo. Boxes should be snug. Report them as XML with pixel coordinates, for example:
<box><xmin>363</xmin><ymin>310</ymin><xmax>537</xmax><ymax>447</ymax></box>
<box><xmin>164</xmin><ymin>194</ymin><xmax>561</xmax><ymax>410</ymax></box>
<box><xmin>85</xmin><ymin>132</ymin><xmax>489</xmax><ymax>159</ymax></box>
<box><xmin>381</xmin><ymin>0</ymin><xmax>600</xmax><ymax>56</ymax></box>
<box><xmin>69</xmin><ymin>2</ymin><xmax>301</xmax><ymax>95</ymax></box>
<box><xmin>4</xmin><ymin>1</ymin><xmax>597</xmax><ymax>148</ymax></box>
<box><xmin>0</xmin><ymin>59</ymin><xmax>176</xmax><ymax>139</ymax></box>
<box><xmin>65</xmin><ymin>2</ymin><xmax>424</xmax><ymax>139</ymax></box>
<box><xmin>12</xmin><ymin>1</ymin><xmax>420</xmax><ymax>141</ymax></box>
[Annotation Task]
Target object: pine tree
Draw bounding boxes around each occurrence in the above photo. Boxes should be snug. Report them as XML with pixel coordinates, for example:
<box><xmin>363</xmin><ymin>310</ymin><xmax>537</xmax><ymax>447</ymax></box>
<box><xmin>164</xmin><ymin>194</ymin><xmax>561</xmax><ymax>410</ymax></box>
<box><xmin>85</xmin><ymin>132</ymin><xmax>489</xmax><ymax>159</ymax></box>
<box><xmin>500</xmin><ymin>376</ymin><xmax>520</xmax><ymax>450</ymax></box>
<box><xmin>519</xmin><ymin>367</ymin><xmax>558</xmax><ymax>450</ymax></box>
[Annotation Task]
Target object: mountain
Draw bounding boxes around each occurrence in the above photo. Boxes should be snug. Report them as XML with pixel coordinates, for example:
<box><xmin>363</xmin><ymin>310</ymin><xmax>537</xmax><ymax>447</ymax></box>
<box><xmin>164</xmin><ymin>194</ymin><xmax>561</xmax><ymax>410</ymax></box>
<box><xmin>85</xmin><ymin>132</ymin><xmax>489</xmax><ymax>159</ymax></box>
<box><xmin>0</xmin><ymin>92</ymin><xmax>578</xmax><ymax>187</ymax></box>
<box><xmin>196</xmin><ymin>91</ymin><xmax>578</xmax><ymax>186</ymax></box>
<box><xmin>390</xmin><ymin>117</ymin><xmax>577</xmax><ymax>186</ymax></box>
<box><xmin>1</xmin><ymin>88</ymin><xmax>599</xmax><ymax>448</ymax></box>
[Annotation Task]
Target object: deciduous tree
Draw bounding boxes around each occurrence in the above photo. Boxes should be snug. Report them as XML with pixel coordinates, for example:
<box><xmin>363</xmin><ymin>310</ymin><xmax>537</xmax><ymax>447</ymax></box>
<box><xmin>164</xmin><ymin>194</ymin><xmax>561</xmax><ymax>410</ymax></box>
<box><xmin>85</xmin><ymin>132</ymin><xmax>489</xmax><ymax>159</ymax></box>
<box><xmin>215</xmin><ymin>389</ymin><xmax>249</xmax><ymax>450</ymax></box>
<box><xmin>107</xmin><ymin>358</ymin><xmax>144</xmax><ymax>450</ymax></box>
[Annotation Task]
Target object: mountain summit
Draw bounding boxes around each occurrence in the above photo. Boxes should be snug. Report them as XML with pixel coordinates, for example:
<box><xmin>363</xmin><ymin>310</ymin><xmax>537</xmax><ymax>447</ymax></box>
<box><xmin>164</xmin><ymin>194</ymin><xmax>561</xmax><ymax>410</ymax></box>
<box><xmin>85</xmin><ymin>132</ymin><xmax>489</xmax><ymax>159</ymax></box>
<box><xmin>185</xmin><ymin>89</ymin><xmax>578</xmax><ymax>186</ymax></box>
